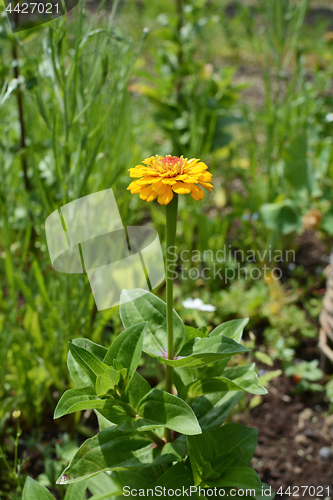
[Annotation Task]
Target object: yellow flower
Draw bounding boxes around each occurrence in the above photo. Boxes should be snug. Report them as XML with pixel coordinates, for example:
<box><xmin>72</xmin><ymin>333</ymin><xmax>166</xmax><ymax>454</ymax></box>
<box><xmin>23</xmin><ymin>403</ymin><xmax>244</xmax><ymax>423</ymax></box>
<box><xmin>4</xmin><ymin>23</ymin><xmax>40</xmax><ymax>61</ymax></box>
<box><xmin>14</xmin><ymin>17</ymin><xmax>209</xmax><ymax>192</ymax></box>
<box><xmin>127</xmin><ymin>155</ymin><xmax>213</xmax><ymax>205</ymax></box>
<box><xmin>12</xmin><ymin>410</ymin><xmax>21</xmax><ymax>419</ymax></box>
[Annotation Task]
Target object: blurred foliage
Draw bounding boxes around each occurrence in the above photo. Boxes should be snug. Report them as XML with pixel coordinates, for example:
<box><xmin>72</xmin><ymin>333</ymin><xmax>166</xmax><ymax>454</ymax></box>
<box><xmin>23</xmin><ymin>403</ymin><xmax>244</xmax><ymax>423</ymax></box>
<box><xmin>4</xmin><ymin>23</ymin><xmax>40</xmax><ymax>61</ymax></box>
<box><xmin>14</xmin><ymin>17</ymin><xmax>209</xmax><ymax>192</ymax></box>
<box><xmin>1</xmin><ymin>0</ymin><xmax>333</xmax><ymax>494</ymax></box>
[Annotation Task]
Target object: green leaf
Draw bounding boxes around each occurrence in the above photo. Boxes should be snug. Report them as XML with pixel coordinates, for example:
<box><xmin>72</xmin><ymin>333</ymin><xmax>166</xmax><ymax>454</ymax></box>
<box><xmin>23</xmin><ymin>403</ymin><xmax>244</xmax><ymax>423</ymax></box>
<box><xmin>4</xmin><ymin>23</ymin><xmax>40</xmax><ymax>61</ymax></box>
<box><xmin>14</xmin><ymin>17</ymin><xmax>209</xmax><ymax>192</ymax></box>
<box><xmin>193</xmin><ymin>391</ymin><xmax>243</xmax><ymax>431</ymax></box>
<box><xmin>95</xmin><ymin>368</ymin><xmax>121</xmax><ymax>396</ymax></box>
<box><xmin>136</xmin><ymin>389</ymin><xmax>202</xmax><ymax>435</ymax></box>
<box><xmin>120</xmin><ymin>289</ymin><xmax>186</xmax><ymax>357</ymax></box>
<box><xmin>87</xmin><ymin>472</ymin><xmax>124</xmax><ymax>499</ymax></box>
<box><xmin>185</xmin><ymin>325</ymin><xmax>208</xmax><ymax>340</ymax></box>
<box><xmin>322</xmin><ymin>206</ymin><xmax>333</xmax><ymax>235</ymax></box>
<box><xmin>254</xmin><ymin>351</ymin><xmax>273</xmax><ymax>367</ymax></box>
<box><xmin>103</xmin><ymin>322</ymin><xmax>148</xmax><ymax>380</ymax></box>
<box><xmin>23</xmin><ymin>477</ymin><xmax>56</xmax><ymax>500</ymax></box>
<box><xmin>68</xmin><ymin>343</ymin><xmax>110</xmax><ymax>385</ymax></box>
<box><xmin>173</xmin><ymin>367</ymin><xmax>196</xmax><ymax>394</ymax></box>
<box><xmin>153</xmin><ymin>462</ymin><xmax>199</xmax><ymax>499</ymax></box>
<box><xmin>201</xmin><ymin>466</ymin><xmax>262</xmax><ymax>491</ymax></box>
<box><xmin>57</xmin><ymin>426</ymin><xmax>181</xmax><ymax>484</ymax></box>
<box><xmin>210</xmin><ymin>319</ymin><xmax>249</xmax><ymax>343</ymax></box>
<box><xmin>283</xmin><ymin>133</ymin><xmax>312</xmax><ymax>197</ymax></box>
<box><xmin>187</xmin><ymin>432</ymin><xmax>220</xmax><ymax>485</ymax></box>
<box><xmin>95</xmin><ymin>406</ymin><xmax>131</xmax><ymax>427</ymax></box>
<box><xmin>64</xmin><ymin>482</ymin><xmax>88</xmax><ymax>500</ymax></box>
<box><xmin>54</xmin><ymin>387</ymin><xmax>134</xmax><ymax>419</ymax></box>
<box><xmin>125</xmin><ymin>371</ymin><xmax>151</xmax><ymax>410</ymax></box>
<box><xmin>68</xmin><ymin>339</ymin><xmax>108</xmax><ymax>388</ymax></box>
<box><xmin>260</xmin><ymin>199</ymin><xmax>302</xmax><ymax>235</ymax></box>
<box><xmin>212</xmin><ymin>423</ymin><xmax>258</xmax><ymax>467</ymax></box>
<box><xmin>162</xmin><ymin>335</ymin><xmax>249</xmax><ymax>368</ymax></box>
<box><xmin>181</xmin><ymin>371</ymin><xmax>267</xmax><ymax>399</ymax></box>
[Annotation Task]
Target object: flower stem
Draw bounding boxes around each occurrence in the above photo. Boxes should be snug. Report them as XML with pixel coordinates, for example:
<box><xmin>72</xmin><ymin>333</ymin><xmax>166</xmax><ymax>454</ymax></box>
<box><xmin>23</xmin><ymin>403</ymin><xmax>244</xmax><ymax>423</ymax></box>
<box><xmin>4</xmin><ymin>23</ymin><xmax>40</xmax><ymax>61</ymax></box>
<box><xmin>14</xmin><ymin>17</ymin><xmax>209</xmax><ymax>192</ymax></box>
<box><xmin>164</xmin><ymin>194</ymin><xmax>178</xmax><ymax>442</ymax></box>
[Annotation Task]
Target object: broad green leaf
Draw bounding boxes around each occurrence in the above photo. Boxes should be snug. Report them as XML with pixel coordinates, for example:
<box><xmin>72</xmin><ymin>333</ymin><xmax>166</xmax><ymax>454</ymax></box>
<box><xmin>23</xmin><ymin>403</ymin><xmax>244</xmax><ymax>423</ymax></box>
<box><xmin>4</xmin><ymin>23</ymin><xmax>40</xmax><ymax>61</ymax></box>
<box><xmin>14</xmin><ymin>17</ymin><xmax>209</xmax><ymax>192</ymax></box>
<box><xmin>185</xmin><ymin>325</ymin><xmax>208</xmax><ymax>340</ymax></box>
<box><xmin>103</xmin><ymin>322</ymin><xmax>148</xmax><ymax>379</ymax></box>
<box><xmin>201</xmin><ymin>466</ymin><xmax>262</xmax><ymax>491</ymax></box>
<box><xmin>136</xmin><ymin>389</ymin><xmax>201</xmax><ymax>435</ymax></box>
<box><xmin>210</xmin><ymin>319</ymin><xmax>249</xmax><ymax>343</ymax></box>
<box><xmin>260</xmin><ymin>199</ymin><xmax>302</xmax><ymax>235</ymax></box>
<box><xmin>120</xmin><ymin>289</ymin><xmax>186</xmax><ymax>357</ymax></box>
<box><xmin>87</xmin><ymin>472</ymin><xmax>124</xmax><ymax>499</ymax></box>
<box><xmin>209</xmin><ymin>452</ymin><xmax>236</xmax><ymax>477</ymax></box>
<box><xmin>254</xmin><ymin>351</ymin><xmax>273</xmax><ymax>366</ymax></box>
<box><xmin>182</xmin><ymin>372</ymin><xmax>266</xmax><ymax>399</ymax></box>
<box><xmin>212</xmin><ymin>423</ymin><xmax>258</xmax><ymax>467</ymax></box>
<box><xmin>54</xmin><ymin>387</ymin><xmax>134</xmax><ymax>419</ymax></box>
<box><xmin>193</xmin><ymin>391</ymin><xmax>243</xmax><ymax>431</ymax></box>
<box><xmin>68</xmin><ymin>338</ymin><xmax>108</xmax><ymax>388</ymax></box>
<box><xmin>173</xmin><ymin>368</ymin><xmax>196</xmax><ymax>394</ymax></box>
<box><xmin>68</xmin><ymin>343</ymin><xmax>110</xmax><ymax>385</ymax></box>
<box><xmin>232</xmin><ymin>370</ymin><xmax>267</xmax><ymax>395</ymax></box>
<box><xmin>112</xmin><ymin>468</ymin><xmax>156</xmax><ymax>491</ymax></box>
<box><xmin>153</xmin><ymin>462</ymin><xmax>200</xmax><ymax>499</ymax></box>
<box><xmin>125</xmin><ymin>371</ymin><xmax>151</xmax><ymax>410</ymax></box>
<box><xmin>23</xmin><ymin>477</ymin><xmax>55</xmax><ymax>500</ymax></box>
<box><xmin>187</xmin><ymin>432</ymin><xmax>220</xmax><ymax>485</ymax></box>
<box><xmin>95</xmin><ymin>406</ymin><xmax>130</xmax><ymax>427</ymax></box>
<box><xmin>64</xmin><ymin>482</ymin><xmax>87</xmax><ymax>500</ymax></box>
<box><xmin>161</xmin><ymin>335</ymin><xmax>249</xmax><ymax>368</ymax></box>
<box><xmin>222</xmin><ymin>363</ymin><xmax>255</xmax><ymax>380</ymax></box>
<box><xmin>95</xmin><ymin>368</ymin><xmax>121</xmax><ymax>396</ymax></box>
<box><xmin>57</xmin><ymin>426</ymin><xmax>181</xmax><ymax>484</ymax></box>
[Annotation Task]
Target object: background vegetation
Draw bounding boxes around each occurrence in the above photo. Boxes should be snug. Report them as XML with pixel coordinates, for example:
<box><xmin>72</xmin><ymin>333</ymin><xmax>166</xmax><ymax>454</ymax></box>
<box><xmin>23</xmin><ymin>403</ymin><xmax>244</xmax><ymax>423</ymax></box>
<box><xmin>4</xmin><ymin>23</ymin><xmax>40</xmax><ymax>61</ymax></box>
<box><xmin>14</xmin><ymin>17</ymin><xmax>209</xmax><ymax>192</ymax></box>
<box><xmin>1</xmin><ymin>0</ymin><xmax>333</xmax><ymax>497</ymax></box>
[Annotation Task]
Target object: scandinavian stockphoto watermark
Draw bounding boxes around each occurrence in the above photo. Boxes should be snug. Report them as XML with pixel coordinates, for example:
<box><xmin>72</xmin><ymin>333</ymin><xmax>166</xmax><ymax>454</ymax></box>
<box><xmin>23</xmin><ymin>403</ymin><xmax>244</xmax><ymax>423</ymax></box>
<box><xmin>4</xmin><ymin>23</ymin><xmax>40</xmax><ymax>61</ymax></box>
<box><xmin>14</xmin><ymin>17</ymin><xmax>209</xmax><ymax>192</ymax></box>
<box><xmin>167</xmin><ymin>246</ymin><xmax>295</xmax><ymax>283</ymax></box>
<box><xmin>45</xmin><ymin>189</ymin><xmax>165</xmax><ymax>309</ymax></box>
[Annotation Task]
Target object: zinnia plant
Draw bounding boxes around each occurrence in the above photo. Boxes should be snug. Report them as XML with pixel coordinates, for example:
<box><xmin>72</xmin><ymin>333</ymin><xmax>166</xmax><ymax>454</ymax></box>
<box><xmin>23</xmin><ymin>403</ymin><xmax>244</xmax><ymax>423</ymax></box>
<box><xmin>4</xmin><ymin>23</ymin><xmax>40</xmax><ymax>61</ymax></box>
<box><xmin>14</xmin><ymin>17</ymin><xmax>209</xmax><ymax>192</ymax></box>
<box><xmin>53</xmin><ymin>155</ymin><xmax>272</xmax><ymax>499</ymax></box>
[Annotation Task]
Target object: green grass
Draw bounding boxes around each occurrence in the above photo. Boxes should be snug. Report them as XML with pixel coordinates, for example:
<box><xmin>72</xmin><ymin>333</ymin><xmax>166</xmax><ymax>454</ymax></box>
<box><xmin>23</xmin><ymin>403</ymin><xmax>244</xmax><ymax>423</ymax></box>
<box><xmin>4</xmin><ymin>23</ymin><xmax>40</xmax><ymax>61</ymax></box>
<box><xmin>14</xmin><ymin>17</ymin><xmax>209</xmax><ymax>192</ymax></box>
<box><xmin>1</xmin><ymin>0</ymin><xmax>333</xmax><ymax>495</ymax></box>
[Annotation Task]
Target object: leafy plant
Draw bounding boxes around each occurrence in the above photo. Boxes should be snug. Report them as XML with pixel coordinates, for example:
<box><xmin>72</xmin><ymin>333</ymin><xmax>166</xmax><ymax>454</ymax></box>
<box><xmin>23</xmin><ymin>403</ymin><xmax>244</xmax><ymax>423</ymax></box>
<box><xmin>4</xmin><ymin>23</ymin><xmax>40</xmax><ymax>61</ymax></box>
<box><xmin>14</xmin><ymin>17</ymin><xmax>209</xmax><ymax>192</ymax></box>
<box><xmin>52</xmin><ymin>293</ymin><xmax>268</xmax><ymax>498</ymax></box>
<box><xmin>49</xmin><ymin>172</ymin><xmax>270</xmax><ymax>497</ymax></box>
<box><xmin>285</xmin><ymin>359</ymin><xmax>324</xmax><ymax>394</ymax></box>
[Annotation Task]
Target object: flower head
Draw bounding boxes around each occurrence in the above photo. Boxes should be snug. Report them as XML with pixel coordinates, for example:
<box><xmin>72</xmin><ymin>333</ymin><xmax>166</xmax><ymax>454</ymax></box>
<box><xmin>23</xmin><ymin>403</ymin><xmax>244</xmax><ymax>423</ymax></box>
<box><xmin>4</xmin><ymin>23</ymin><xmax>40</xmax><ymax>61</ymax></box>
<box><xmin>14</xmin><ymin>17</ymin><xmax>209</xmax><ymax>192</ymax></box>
<box><xmin>127</xmin><ymin>155</ymin><xmax>213</xmax><ymax>205</ymax></box>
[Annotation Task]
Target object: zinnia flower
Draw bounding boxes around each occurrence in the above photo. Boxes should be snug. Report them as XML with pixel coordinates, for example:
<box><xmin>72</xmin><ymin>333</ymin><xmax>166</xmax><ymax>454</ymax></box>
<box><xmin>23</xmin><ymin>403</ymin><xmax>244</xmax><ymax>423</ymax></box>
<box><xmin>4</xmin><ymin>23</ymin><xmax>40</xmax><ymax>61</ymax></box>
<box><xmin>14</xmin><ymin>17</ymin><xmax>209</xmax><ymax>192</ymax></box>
<box><xmin>127</xmin><ymin>155</ymin><xmax>213</xmax><ymax>205</ymax></box>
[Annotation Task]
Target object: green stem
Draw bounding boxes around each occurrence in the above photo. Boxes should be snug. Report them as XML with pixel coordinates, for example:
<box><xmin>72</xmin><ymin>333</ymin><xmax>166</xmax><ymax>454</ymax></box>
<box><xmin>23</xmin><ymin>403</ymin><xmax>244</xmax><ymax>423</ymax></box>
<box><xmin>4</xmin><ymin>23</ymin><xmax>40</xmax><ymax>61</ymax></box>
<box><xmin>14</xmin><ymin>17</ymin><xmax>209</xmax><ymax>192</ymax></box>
<box><xmin>0</xmin><ymin>445</ymin><xmax>13</xmax><ymax>475</ymax></box>
<box><xmin>164</xmin><ymin>194</ymin><xmax>178</xmax><ymax>442</ymax></box>
<box><xmin>13</xmin><ymin>419</ymin><xmax>21</xmax><ymax>476</ymax></box>
<box><xmin>145</xmin><ymin>430</ymin><xmax>165</xmax><ymax>447</ymax></box>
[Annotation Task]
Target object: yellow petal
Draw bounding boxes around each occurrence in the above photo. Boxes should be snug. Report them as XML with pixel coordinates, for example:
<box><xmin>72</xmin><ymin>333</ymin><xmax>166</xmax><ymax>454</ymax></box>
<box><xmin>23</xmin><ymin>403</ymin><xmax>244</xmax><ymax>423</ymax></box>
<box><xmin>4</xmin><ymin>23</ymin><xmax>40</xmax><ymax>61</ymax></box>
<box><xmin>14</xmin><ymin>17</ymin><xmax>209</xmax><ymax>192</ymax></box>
<box><xmin>162</xmin><ymin>178</ymin><xmax>178</xmax><ymax>185</ymax></box>
<box><xmin>190</xmin><ymin>184</ymin><xmax>204</xmax><ymax>201</ymax></box>
<box><xmin>140</xmin><ymin>185</ymin><xmax>154</xmax><ymax>200</ymax></box>
<box><xmin>146</xmin><ymin>191</ymin><xmax>158</xmax><ymax>202</ymax></box>
<box><xmin>152</xmin><ymin>180</ymin><xmax>168</xmax><ymax>195</ymax></box>
<box><xmin>184</xmin><ymin>158</ymin><xmax>200</xmax><ymax>170</ymax></box>
<box><xmin>199</xmin><ymin>173</ymin><xmax>213</xmax><ymax>182</ymax></box>
<box><xmin>176</xmin><ymin>174</ymin><xmax>198</xmax><ymax>184</ymax></box>
<box><xmin>172</xmin><ymin>182</ymin><xmax>192</xmax><ymax>194</ymax></box>
<box><xmin>129</xmin><ymin>169</ymin><xmax>146</xmax><ymax>178</ymax></box>
<box><xmin>198</xmin><ymin>181</ymin><xmax>214</xmax><ymax>191</ymax></box>
<box><xmin>158</xmin><ymin>186</ymin><xmax>174</xmax><ymax>205</ymax></box>
<box><xmin>187</xmin><ymin>164</ymin><xmax>208</xmax><ymax>174</ymax></box>
<box><xmin>127</xmin><ymin>181</ymin><xmax>142</xmax><ymax>194</ymax></box>
<box><xmin>136</xmin><ymin>176</ymin><xmax>159</xmax><ymax>185</ymax></box>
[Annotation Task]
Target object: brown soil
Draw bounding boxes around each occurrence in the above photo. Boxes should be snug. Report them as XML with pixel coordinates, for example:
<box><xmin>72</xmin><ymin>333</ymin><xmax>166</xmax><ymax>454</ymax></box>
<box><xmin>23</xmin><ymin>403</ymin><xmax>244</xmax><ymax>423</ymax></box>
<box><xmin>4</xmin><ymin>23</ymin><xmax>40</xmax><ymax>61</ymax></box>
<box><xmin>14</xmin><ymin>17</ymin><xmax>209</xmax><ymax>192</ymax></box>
<box><xmin>249</xmin><ymin>374</ymin><xmax>333</xmax><ymax>498</ymax></box>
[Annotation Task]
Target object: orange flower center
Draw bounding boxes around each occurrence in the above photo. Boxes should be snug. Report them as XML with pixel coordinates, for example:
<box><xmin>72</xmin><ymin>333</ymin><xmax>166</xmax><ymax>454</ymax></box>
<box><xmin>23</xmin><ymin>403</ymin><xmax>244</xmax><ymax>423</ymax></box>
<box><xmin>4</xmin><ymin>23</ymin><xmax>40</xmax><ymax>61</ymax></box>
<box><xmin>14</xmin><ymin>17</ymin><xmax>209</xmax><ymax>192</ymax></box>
<box><xmin>160</xmin><ymin>156</ymin><xmax>185</xmax><ymax>174</ymax></box>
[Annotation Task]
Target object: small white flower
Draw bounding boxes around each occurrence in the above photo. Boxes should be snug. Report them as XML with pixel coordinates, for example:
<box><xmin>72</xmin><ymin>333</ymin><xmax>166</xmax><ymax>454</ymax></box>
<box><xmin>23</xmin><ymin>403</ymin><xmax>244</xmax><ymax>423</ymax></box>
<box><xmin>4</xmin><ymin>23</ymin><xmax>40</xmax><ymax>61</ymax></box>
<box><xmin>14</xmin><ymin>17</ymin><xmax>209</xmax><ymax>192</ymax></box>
<box><xmin>182</xmin><ymin>297</ymin><xmax>216</xmax><ymax>312</ymax></box>
<box><xmin>325</xmin><ymin>112</ymin><xmax>333</xmax><ymax>122</ymax></box>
